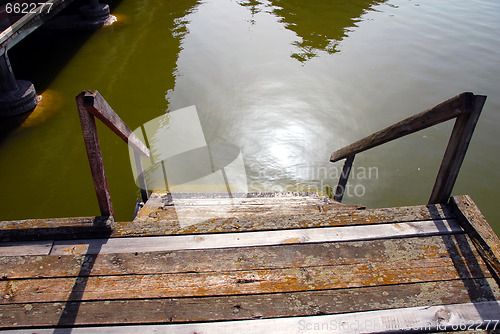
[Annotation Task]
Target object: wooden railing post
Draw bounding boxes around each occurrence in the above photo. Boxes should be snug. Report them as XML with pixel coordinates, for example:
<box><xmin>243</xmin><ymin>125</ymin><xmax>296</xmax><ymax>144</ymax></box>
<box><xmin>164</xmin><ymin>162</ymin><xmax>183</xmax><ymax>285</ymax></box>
<box><xmin>428</xmin><ymin>95</ymin><xmax>486</xmax><ymax>204</ymax></box>
<box><xmin>76</xmin><ymin>92</ymin><xmax>115</xmax><ymax>219</ymax></box>
<box><xmin>334</xmin><ymin>155</ymin><xmax>355</xmax><ymax>202</ymax></box>
<box><xmin>76</xmin><ymin>90</ymin><xmax>150</xmax><ymax>219</ymax></box>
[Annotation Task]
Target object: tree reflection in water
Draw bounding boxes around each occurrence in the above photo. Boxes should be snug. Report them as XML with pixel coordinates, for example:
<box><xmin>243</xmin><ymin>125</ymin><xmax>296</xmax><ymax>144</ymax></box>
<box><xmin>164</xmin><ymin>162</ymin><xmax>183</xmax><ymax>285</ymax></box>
<box><xmin>238</xmin><ymin>0</ymin><xmax>386</xmax><ymax>62</ymax></box>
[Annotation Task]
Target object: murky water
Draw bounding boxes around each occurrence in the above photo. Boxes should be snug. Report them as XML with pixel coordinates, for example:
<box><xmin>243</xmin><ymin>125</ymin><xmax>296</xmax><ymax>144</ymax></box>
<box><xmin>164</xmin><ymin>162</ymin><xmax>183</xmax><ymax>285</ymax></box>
<box><xmin>1</xmin><ymin>0</ymin><xmax>499</xmax><ymax>233</ymax></box>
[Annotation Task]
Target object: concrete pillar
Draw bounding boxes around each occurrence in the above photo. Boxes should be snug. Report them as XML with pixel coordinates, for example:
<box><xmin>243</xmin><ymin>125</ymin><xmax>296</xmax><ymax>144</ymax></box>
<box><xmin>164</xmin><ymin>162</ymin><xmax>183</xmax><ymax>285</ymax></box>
<box><xmin>0</xmin><ymin>52</ymin><xmax>37</xmax><ymax>117</ymax></box>
<box><xmin>79</xmin><ymin>0</ymin><xmax>110</xmax><ymax>22</ymax></box>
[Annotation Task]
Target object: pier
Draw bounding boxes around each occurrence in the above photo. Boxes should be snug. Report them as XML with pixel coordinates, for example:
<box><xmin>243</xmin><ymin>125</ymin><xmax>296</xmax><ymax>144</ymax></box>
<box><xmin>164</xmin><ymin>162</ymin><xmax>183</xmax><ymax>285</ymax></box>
<box><xmin>0</xmin><ymin>0</ymin><xmax>110</xmax><ymax>116</ymax></box>
<box><xmin>0</xmin><ymin>92</ymin><xmax>499</xmax><ymax>332</ymax></box>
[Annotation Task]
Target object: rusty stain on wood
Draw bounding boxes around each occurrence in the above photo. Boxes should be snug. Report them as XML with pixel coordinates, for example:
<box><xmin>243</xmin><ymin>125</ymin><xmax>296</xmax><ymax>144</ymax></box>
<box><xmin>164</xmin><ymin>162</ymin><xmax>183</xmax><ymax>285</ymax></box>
<box><xmin>0</xmin><ymin>255</ymin><xmax>492</xmax><ymax>304</ymax></box>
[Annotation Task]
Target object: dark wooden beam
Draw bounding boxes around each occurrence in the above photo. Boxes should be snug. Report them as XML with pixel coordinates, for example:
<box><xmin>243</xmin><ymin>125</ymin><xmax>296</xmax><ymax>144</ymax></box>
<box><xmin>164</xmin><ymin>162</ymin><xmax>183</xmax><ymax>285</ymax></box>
<box><xmin>333</xmin><ymin>154</ymin><xmax>354</xmax><ymax>202</ymax></box>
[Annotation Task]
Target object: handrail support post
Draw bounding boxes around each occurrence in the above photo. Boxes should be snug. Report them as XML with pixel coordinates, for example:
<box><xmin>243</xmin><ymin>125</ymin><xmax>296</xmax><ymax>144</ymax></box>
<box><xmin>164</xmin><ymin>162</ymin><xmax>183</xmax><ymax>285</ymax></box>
<box><xmin>76</xmin><ymin>90</ymin><xmax>151</xmax><ymax>220</ymax></box>
<box><xmin>428</xmin><ymin>95</ymin><xmax>486</xmax><ymax>204</ymax></box>
<box><xmin>76</xmin><ymin>92</ymin><xmax>115</xmax><ymax>219</ymax></box>
<box><xmin>334</xmin><ymin>155</ymin><xmax>355</xmax><ymax>202</ymax></box>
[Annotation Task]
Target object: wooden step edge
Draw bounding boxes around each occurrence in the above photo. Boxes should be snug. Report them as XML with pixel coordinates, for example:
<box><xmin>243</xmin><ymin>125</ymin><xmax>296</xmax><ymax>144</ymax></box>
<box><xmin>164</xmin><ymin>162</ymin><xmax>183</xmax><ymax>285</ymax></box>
<box><xmin>2</xmin><ymin>301</ymin><xmax>499</xmax><ymax>333</ymax></box>
<box><xmin>0</xmin><ymin>217</ymin><xmax>113</xmax><ymax>242</ymax></box>
<box><xmin>451</xmin><ymin>195</ymin><xmax>500</xmax><ymax>282</ymax></box>
<box><xmin>0</xmin><ymin>234</ymin><xmax>479</xmax><ymax>279</ymax></box>
<box><xmin>43</xmin><ymin>219</ymin><xmax>464</xmax><ymax>257</ymax></box>
<box><xmin>140</xmin><ymin>191</ymin><xmax>364</xmax><ymax>207</ymax></box>
<box><xmin>122</xmin><ymin>202</ymin><xmax>454</xmax><ymax>238</ymax></box>
<box><xmin>149</xmin><ymin>191</ymin><xmax>331</xmax><ymax>199</ymax></box>
<box><xmin>0</xmin><ymin>278</ymin><xmax>498</xmax><ymax>329</ymax></box>
<box><xmin>0</xmin><ymin>219</ymin><xmax>463</xmax><ymax>257</ymax></box>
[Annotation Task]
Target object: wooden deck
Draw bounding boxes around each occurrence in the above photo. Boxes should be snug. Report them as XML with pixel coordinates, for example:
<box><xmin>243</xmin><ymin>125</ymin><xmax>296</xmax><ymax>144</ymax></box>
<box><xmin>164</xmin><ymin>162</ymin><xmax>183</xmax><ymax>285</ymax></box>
<box><xmin>1</xmin><ymin>192</ymin><xmax>500</xmax><ymax>333</ymax></box>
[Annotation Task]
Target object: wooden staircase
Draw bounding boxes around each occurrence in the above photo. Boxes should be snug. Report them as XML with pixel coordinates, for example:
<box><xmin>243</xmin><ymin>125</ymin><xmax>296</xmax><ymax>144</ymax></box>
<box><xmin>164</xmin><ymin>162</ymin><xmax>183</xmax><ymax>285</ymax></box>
<box><xmin>1</xmin><ymin>193</ymin><xmax>500</xmax><ymax>333</ymax></box>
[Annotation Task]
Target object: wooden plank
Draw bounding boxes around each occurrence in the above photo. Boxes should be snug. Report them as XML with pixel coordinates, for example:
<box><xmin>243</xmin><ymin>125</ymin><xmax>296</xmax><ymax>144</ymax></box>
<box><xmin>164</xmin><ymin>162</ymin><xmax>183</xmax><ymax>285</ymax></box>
<box><xmin>451</xmin><ymin>195</ymin><xmax>500</xmax><ymax>280</ymax></box>
<box><xmin>125</xmin><ymin>202</ymin><xmax>454</xmax><ymax>237</ymax></box>
<box><xmin>1</xmin><ymin>278</ymin><xmax>498</xmax><ymax>328</ymax></box>
<box><xmin>136</xmin><ymin>203</ymin><xmax>364</xmax><ymax>229</ymax></box>
<box><xmin>0</xmin><ymin>234</ymin><xmax>479</xmax><ymax>279</ymax></box>
<box><xmin>0</xmin><ymin>216</ymin><xmax>112</xmax><ymax>242</ymax></box>
<box><xmin>142</xmin><ymin>191</ymin><xmax>351</xmax><ymax>207</ymax></box>
<box><xmin>76</xmin><ymin>92</ymin><xmax>114</xmax><ymax>219</ymax></box>
<box><xmin>48</xmin><ymin>219</ymin><xmax>463</xmax><ymax>256</ymax></box>
<box><xmin>0</xmin><ymin>241</ymin><xmax>52</xmax><ymax>256</ymax></box>
<box><xmin>330</xmin><ymin>92</ymin><xmax>474</xmax><ymax>162</ymax></box>
<box><xmin>133</xmin><ymin>192</ymin><xmax>364</xmax><ymax>227</ymax></box>
<box><xmin>82</xmin><ymin>90</ymin><xmax>149</xmax><ymax>157</ymax></box>
<box><xmin>3</xmin><ymin>301</ymin><xmax>500</xmax><ymax>333</ymax></box>
<box><xmin>429</xmin><ymin>95</ymin><xmax>486</xmax><ymax>204</ymax></box>
<box><xmin>0</xmin><ymin>256</ymin><xmax>491</xmax><ymax>304</ymax></box>
<box><xmin>0</xmin><ymin>216</ymin><xmax>108</xmax><ymax>230</ymax></box>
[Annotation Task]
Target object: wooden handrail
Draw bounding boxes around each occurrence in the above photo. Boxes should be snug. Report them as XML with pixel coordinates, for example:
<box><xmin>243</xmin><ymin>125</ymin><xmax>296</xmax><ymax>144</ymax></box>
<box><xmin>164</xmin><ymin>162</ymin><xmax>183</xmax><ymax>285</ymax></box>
<box><xmin>76</xmin><ymin>90</ymin><xmax>150</xmax><ymax>219</ymax></box>
<box><xmin>330</xmin><ymin>92</ymin><xmax>486</xmax><ymax>204</ymax></box>
<box><xmin>330</xmin><ymin>92</ymin><xmax>473</xmax><ymax>162</ymax></box>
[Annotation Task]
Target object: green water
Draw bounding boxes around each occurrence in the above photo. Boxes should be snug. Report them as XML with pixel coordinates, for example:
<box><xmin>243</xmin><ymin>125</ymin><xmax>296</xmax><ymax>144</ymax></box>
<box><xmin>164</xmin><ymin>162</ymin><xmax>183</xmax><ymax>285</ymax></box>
<box><xmin>1</xmin><ymin>0</ymin><xmax>499</xmax><ymax>233</ymax></box>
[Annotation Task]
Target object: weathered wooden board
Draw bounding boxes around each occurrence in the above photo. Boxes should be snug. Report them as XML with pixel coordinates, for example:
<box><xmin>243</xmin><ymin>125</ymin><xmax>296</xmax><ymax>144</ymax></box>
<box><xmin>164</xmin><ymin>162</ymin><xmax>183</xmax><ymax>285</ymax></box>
<box><xmin>0</xmin><ymin>217</ymin><xmax>100</xmax><ymax>230</ymax></box>
<box><xmin>0</xmin><ymin>216</ymin><xmax>112</xmax><ymax>242</ymax></box>
<box><xmin>132</xmin><ymin>191</ymin><xmax>364</xmax><ymax>228</ymax></box>
<box><xmin>1</xmin><ymin>278</ymin><xmax>498</xmax><ymax>328</ymax></box>
<box><xmin>46</xmin><ymin>219</ymin><xmax>463</xmax><ymax>257</ymax></box>
<box><xmin>120</xmin><ymin>202</ymin><xmax>455</xmax><ymax>237</ymax></box>
<box><xmin>0</xmin><ymin>241</ymin><xmax>53</xmax><ymax>257</ymax></box>
<box><xmin>0</xmin><ymin>255</ymin><xmax>491</xmax><ymax>304</ymax></box>
<box><xmin>451</xmin><ymin>195</ymin><xmax>500</xmax><ymax>280</ymax></box>
<box><xmin>4</xmin><ymin>301</ymin><xmax>500</xmax><ymax>334</ymax></box>
<box><xmin>0</xmin><ymin>234</ymin><xmax>480</xmax><ymax>279</ymax></box>
<box><xmin>147</xmin><ymin>192</ymin><xmax>340</xmax><ymax>206</ymax></box>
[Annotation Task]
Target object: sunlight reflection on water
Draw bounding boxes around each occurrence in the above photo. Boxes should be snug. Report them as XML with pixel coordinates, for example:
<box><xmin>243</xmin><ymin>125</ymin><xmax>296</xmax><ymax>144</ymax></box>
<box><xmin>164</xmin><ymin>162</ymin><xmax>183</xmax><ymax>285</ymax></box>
<box><xmin>1</xmin><ymin>0</ymin><xmax>499</xmax><ymax>230</ymax></box>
